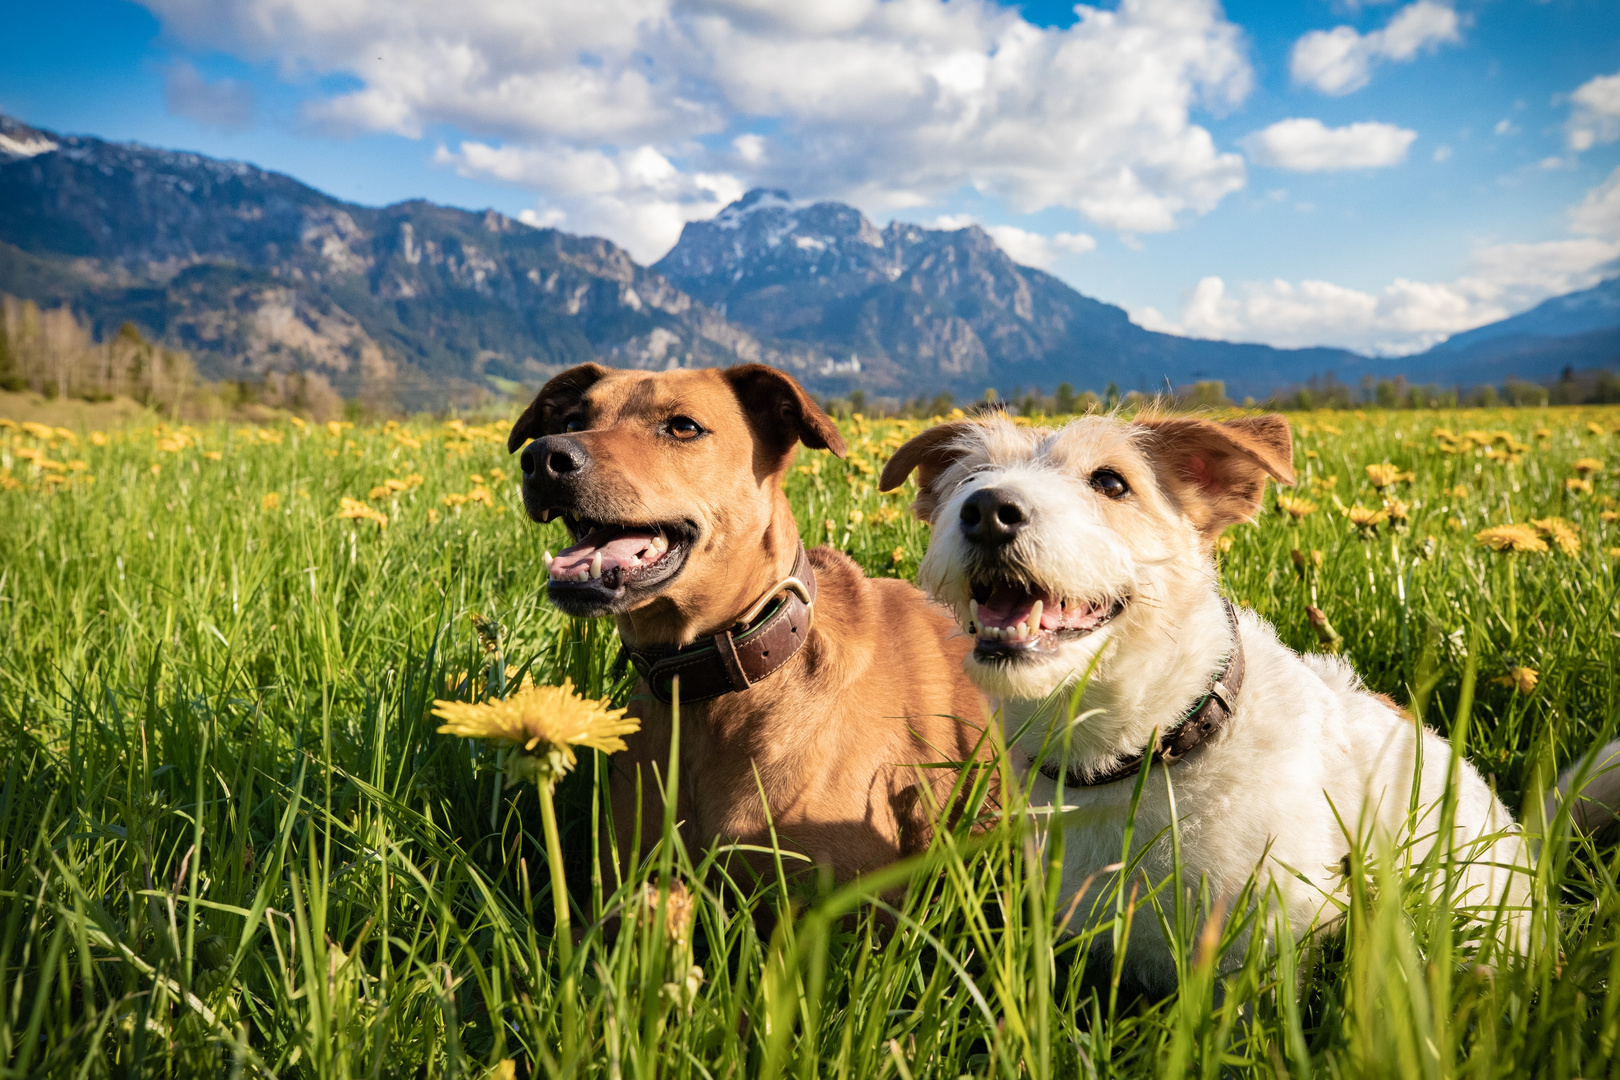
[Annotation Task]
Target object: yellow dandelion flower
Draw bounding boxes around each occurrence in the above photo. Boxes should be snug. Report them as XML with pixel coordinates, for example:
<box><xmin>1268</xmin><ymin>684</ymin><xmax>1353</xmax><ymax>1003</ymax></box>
<box><xmin>823</xmin><ymin>517</ymin><xmax>836</xmax><ymax>535</ymax></box>
<box><xmin>204</xmin><ymin>450</ymin><xmax>222</xmax><ymax>461</ymax></box>
<box><xmin>1475</xmin><ymin>524</ymin><xmax>1548</xmax><ymax>554</ymax></box>
<box><xmin>89</xmin><ymin>431</ymin><xmax>108</xmax><ymax>446</ymax></box>
<box><xmin>66</xmin><ymin>460</ymin><xmax>87</xmax><ymax>472</ymax></box>
<box><xmin>1533</xmin><ymin>428</ymin><xmax>1552</xmax><ymax>440</ymax></box>
<box><xmin>1431</xmin><ymin>427</ymin><xmax>1457</xmax><ymax>441</ymax></box>
<box><xmin>1531</xmin><ymin>517</ymin><xmax>1581</xmax><ymax>556</ymax></box>
<box><xmin>1451</xmin><ymin>485</ymin><xmax>1468</xmax><ymax>497</ymax></box>
<box><xmin>1589</xmin><ymin>422</ymin><xmax>1606</xmax><ymax>437</ymax></box>
<box><xmin>1383</xmin><ymin>497</ymin><xmax>1410</xmax><ymax>523</ymax></box>
<box><xmin>442</xmin><ymin>492</ymin><xmax>469</xmax><ymax>507</ymax></box>
<box><xmin>368</xmin><ymin>485</ymin><xmax>393</xmax><ymax>501</ymax></box>
<box><xmin>489</xmin><ymin>467</ymin><xmax>507</xmax><ymax>483</ymax></box>
<box><xmin>1572</xmin><ymin>457</ymin><xmax>1604</xmax><ymax>475</ymax></box>
<box><xmin>261</xmin><ymin>492</ymin><xmax>282</xmax><ymax>511</ymax></box>
<box><xmin>1493</xmin><ymin>667</ymin><xmax>1539</xmax><ymax>695</ymax></box>
<box><xmin>21</xmin><ymin>421</ymin><xmax>53</xmax><ymax>440</ymax></box>
<box><xmin>433</xmin><ymin>679</ymin><xmax>639</xmax><ymax>786</ymax></box>
<box><xmin>149</xmin><ymin>463</ymin><xmax>161</xmax><ymax>476</ymax></box>
<box><xmin>1601</xmin><ymin>510</ymin><xmax>1619</xmax><ymax>523</ymax></box>
<box><xmin>469</xmin><ymin>473</ymin><xmax>486</xmax><ymax>485</ymax></box>
<box><xmin>1277</xmin><ymin>494</ymin><xmax>1317</xmax><ymax>520</ymax></box>
<box><xmin>1365</xmin><ymin>463</ymin><xmax>1402</xmax><ymax>489</ymax></box>
<box><xmin>1310</xmin><ymin>475</ymin><xmax>1338</xmax><ymax>493</ymax></box>
<box><xmin>848</xmin><ymin>508</ymin><xmax>864</xmax><ymax>525</ymax></box>
<box><xmin>1567</xmin><ymin>477</ymin><xmax>1594</xmax><ymax>494</ymax></box>
<box><xmin>427</xmin><ymin>508</ymin><xmax>440</xmax><ymax>525</ymax></box>
<box><xmin>891</xmin><ymin>545</ymin><xmax>907</xmax><ymax>565</ymax></box>
<box><xmin>43</xmin><ymin>473</ymin><xmax>69</xmax><ymax>485</ymax></box>
<box><xmin>339</xmin><ymin>496</ymin><xmax>388</xmax><ymax>529</ymax></box>
<box><xmin>467</xmin><ymin>486</ymin><xmax>495</xmax><ymax>506</ymax></box>
<box><xmin>1609</xmin><ymin>547</ymin><xmax>1620</xmax><ymax>558</ymax></box>
<box><xmin>1345</xmin><ymin>505</ymin><xmax>1389</xmax><ymax>530</ymax></box>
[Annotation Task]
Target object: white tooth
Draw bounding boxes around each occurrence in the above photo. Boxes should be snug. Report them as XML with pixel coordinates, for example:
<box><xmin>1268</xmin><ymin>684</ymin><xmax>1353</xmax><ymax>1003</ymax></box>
<box><xmin>989</xmin><ymin>626</ymin><xmax>1003</xmax><ymax>641</ymax></box>
<box><xmin>652</xmin><ymin>532</ymin><xmax>668</xmax><ymax>552</ymax></box>
<box><xmin>969</xmin><ymin>599</ymin><xmax>979</xmax><ymax>625</ymax></box>
<box><xmin>1016</xmin><ymin>622</ymin><xmax>1028</xmax><ymax>641</ymax></box>
<box><xmin>1029</xmin><ymin>599</ymin><xmax>1043</xmax><ymax>635</ymax></box>
<box><xmin>589</xmin><ymin>552</ymin><xmax>603</xmax><ymax>579</ymax></box>
<box><xmin>543</xmin><ymin>551</ymin><xmax>554</xmax><ymax>575</ymax></box>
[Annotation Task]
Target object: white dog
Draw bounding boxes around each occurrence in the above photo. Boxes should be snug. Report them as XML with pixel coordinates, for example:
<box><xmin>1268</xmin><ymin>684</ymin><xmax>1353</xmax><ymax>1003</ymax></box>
<box><xmin>881</xmin><ymin>413</ymin><xmax>1615</xmax><ymax>992</ymax></box>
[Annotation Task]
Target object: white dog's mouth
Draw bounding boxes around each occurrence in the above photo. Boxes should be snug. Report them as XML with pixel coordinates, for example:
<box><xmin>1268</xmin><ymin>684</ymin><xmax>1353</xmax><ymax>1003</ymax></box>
<box><xmin>966</xmin><ymin>576</ymin><xmax>1125</xmax><ymax>661</ymax></box>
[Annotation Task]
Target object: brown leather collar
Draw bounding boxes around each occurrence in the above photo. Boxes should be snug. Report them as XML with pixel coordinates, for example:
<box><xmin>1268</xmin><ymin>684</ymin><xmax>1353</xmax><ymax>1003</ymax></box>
<box><xmin>621</xmin><ymin>545</ymin><xmax>817</xmax><ymax>705</ymax></box>
<box><xmin>1040</xmin><ymin>599</ymin><xmax>1246</xmax><ymax>788</ymax></box>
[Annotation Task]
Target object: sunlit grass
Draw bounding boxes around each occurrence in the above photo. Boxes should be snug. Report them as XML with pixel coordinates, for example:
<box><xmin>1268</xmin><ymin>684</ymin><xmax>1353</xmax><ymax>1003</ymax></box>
<box><xmin>0</xmin><ymin>404</ymin><xmax>1617</xmax><ymax>1077</ymax></box>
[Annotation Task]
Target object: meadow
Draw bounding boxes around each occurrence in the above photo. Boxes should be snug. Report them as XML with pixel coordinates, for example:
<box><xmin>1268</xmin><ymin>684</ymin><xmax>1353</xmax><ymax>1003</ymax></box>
<box><xmin>0</xmin><ymin>402</ymin><xmax>1618</xmax><ymax>1078</ymax></box>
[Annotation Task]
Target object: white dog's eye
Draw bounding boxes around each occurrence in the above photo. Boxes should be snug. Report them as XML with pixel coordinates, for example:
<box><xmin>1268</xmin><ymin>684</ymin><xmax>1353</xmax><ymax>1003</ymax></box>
<box><xmin>1090</xmin><ymin>469</ymin><xmax>1130</xmax><ymax>499</ymax></box>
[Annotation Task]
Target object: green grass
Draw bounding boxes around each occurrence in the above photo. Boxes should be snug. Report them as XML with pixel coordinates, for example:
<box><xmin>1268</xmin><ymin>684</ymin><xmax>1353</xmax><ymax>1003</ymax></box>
<box><xmin>1</xmin><ymin>406</ymin><xmax>1618</xmax><ymax>1078</ymax></box>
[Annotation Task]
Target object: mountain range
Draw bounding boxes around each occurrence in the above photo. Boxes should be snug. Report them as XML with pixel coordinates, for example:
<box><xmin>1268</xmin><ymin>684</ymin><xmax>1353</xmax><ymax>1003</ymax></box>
<box><xmin>1</xmin><ymin>112</ymin><xmax>1614</xmax><ymax>406</ymax></box>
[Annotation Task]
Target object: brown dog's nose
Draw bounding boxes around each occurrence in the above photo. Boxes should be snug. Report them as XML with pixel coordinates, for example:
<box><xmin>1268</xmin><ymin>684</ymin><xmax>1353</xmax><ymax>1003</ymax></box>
<box><xmin>960</xmin><ymin>487</ymin><xmax>1029</xmax><ymax>546</ymax></box>
<box><xmin>521</xmin><ymin>435</ymin><xmax>590</xmax><ymax>481</ymax></box>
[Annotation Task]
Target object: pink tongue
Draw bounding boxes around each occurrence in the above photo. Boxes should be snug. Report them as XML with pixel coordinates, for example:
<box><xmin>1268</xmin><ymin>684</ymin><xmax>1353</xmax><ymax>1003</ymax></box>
<box><xmin>551</xmin><ymin>527</ymin><xmax>662</xmax><ymax>576</ymax></box>
<box><xmin>976</xmin><ymin>583</ymin><xmax>1114</xmax><ymax>631</ymax></box>
<box><xmin>977</xmin><ymin>583</ymin><xmax>1045</xmax><ymax>630</ymax></box>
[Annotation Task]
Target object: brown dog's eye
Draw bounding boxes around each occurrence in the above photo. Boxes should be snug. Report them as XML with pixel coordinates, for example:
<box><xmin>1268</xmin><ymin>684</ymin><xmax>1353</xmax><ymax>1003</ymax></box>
<box><xmin>562</xmin><ymin>416</ymin><xmax>585</xmax><ymax>434</ymax></box>
<box><xmin>667</xmin><ymin>416</ymin><xmax>704</xmax><ymax>441</ymax></box>
<box><xmin>1090</xmin><ymin>469</ymin><xmax>1129</xmax><ymax>499</ymax></box>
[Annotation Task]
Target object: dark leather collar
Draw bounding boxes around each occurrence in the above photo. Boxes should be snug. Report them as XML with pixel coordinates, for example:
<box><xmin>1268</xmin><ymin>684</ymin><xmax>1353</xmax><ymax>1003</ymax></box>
<box><xmin>1039</xmin><ymin>599</ymin><xmax>1245</xmax><ymax>788</ymax></box>
<box><xmin>620</xmin><ymin>545</ymin><xmax>817</xmax><ymax>705</ymax></box>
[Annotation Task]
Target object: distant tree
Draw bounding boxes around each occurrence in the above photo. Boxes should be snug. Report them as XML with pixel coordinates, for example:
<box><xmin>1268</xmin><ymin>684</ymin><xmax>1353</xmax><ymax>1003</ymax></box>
<box><xmin>1103</xmin><ymin>381</ymin><xmax>1121</xmax><ymax>410</ymax></box>
<box><xmin>848</xmin><ymin>388</ymin><xmax>867</xmax><ymax>415</ymax></box>
<box><xmin>1054</xmin><ymin>382</ymin><xmax>1077</xmax><ymax>414</ymax></box>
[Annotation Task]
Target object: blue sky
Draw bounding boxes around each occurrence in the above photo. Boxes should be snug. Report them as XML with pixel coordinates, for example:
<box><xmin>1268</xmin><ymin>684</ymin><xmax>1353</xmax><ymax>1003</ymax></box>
<box><xmin>3</xmin><ymin>0</ymin><xmax>1618</xmax><ymax>356</ymax></box>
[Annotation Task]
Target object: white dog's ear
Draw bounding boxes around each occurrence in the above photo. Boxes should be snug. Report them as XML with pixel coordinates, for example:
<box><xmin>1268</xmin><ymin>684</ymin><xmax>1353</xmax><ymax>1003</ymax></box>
<box><xmin>880</xmin><ymin>421</ymin><xmax>977</xmax><ymax>520</ymax></box>
<box><xmin>1137</xmin><ymin>415</ymin><xmax>1295</xmax><ymax>538</ymax></box>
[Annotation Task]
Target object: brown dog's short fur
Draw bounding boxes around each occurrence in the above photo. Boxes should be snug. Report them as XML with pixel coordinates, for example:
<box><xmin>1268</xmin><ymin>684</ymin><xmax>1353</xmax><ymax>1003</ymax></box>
<box><xmin>508</xmin><ymin>363</ymin><xmax>990</xmax><ymax>882</ymax></box>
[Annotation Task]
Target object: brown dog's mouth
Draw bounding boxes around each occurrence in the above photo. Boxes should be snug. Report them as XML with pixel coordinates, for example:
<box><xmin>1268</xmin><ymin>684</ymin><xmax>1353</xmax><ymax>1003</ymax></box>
<box><xmin>965</xmin><ymin>576</ymin><xmax>1125</xmax><ymax>661</ymax></box>
<box><xmin>543</xmin><ymin>515</ymin><xmax>694</xmax><ymax>615</ymax></box>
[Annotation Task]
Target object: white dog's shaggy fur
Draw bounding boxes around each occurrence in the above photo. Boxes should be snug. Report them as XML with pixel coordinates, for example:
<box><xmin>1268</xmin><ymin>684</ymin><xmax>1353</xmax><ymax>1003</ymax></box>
<box><xmin>882</xmin><ymin>413</ymin><xmax>1615</xmax><ymax>992</ymax></box>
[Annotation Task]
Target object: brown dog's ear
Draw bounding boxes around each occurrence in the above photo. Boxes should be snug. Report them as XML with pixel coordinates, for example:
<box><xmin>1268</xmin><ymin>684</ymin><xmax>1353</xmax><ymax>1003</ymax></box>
<box><xmin>1136</xmin><ymin>414</ymin><xmax>1294</xmax><ymax>537</ymax></box>
<box><xmin>879</xmin><ymin>421</ymin><xmax>977</xmax><ymax>520</ymax></box>
<box><xmin>507</xmin><ymin>363</ymin><xmax>611</xmax><ymax>453</ymax></box>
<box><xmin>724</xmin><ymin>364</ymin><xmax>847</xmax><ymax>464</ymax></box>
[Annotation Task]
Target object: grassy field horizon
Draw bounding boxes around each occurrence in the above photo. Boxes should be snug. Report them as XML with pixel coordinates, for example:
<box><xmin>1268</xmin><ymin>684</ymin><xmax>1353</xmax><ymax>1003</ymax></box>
<box><xmin>2</xmin><ymin>402</ymin><xmax>1617</xmax><ymax>1078</ymax></box>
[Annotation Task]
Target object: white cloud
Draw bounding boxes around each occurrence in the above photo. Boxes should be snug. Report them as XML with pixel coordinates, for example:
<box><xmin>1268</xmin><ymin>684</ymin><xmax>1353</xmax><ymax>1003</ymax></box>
<box><xmin>1567</xmin><ymin>69</ymin><xmax>1620</xmax><ymax>152</ymax></box>
<box><xmin>1570</xmin><ymin>165</ymin><xmax>1620</xmax><ymax>237</ymax></box>
<box><xmin>1432</xmin><ymin>145</ymin><xmax>1451</xmax><ymax>162</ymax></box>
<box><xmin>1291</xmin><ymin>1</ymin><xmax>1460</xmax><ymax>96</ymax></box>
<box><xmin>1135</xmin><ymin>167</ymin><xmax>1620</xmax><ymax>355</ymax></box>
<box><xmin>435</xmin><ymin>141</ymin><xmax>746</xmax><ymax>260</ymax></box>
<box><xmin>139</xmin><ymin>0</ymin><xmax>1254</xmax><ymax>257</ymax></box>
<box><xmin>1242</xmin><ymin>118</ymin><xmax>1416</xmax><ymax>172</ymax></box>
<box><xmin>164</xmin><ymin>61</ymin><xmax>255</xmax><ymax>132</ymax></box>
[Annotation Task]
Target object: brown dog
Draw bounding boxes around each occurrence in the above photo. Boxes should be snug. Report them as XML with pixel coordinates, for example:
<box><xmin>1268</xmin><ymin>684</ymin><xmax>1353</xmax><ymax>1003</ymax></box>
<box><xmin>507</xmin><ymin>363</ymin><xmax>990</xmax><ymax>883</ymax></box>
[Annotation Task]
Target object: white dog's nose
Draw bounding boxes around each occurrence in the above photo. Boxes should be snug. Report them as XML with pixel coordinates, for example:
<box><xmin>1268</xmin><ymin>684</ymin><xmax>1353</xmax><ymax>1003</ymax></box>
<box><xmin>959</xmin><ymin>487</ymin><xmax>1029</xmax><ymax>546</ymax></box>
